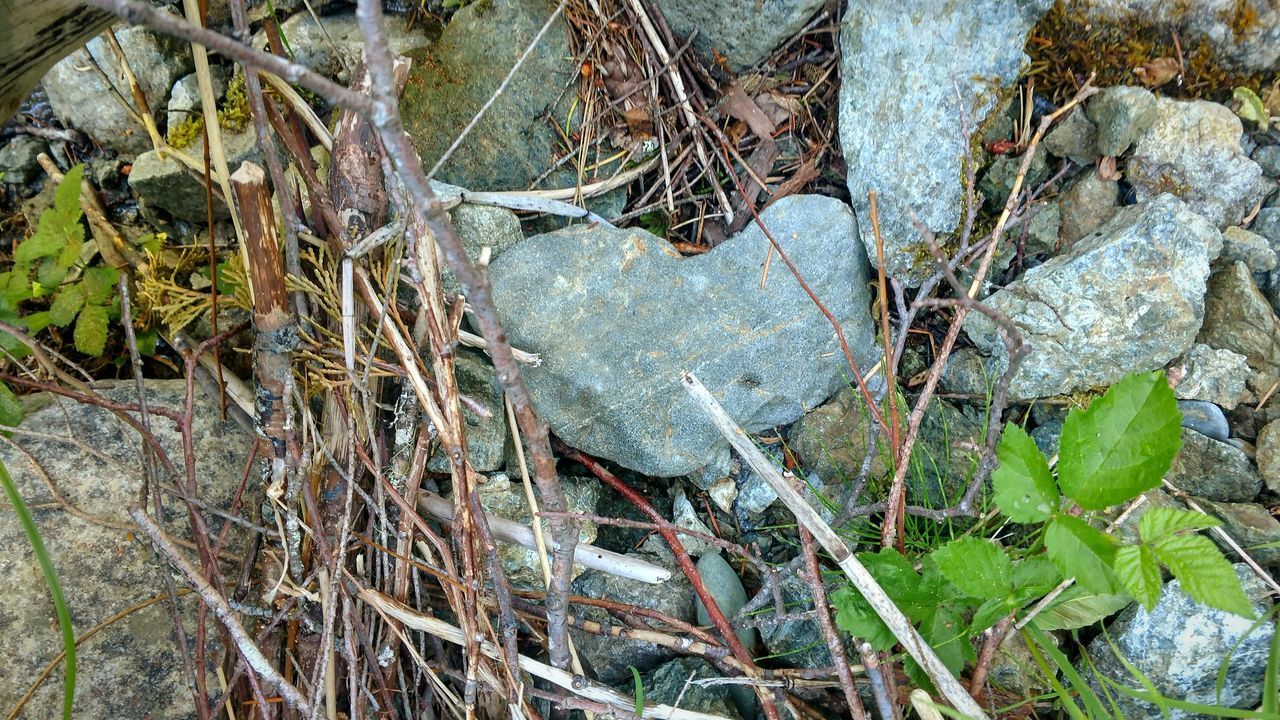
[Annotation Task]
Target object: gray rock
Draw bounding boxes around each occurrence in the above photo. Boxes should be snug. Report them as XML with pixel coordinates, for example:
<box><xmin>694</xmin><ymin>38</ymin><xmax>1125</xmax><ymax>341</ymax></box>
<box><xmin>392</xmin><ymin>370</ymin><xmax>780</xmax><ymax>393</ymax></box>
<box><xmin>1127</xmin><ymin>98</ymin><xmax>1270</xmax><ymax>228</ymax></box>
<box><xmin>989</xmin><ymin>631</ymin><xmax>1053</xmax><ymax>698</ymax></box>
<box><xmin>42</xmin><ymin>25</ymin><xmax>192</xmax><ymax>155</ymax></box>
<box><xmin>442</xmin><ymin>201</ymin><xmax>524</xmax><ymax>296</ymax></box>
<box><xmin>0</xmin><ymin>381</ymin><xmax>250</xmax><ymax>718</ymax></box>
<box><xmin>1111</xmin><ymin>489</ymin><xmax>1187</xmax><ymax>545</ymax></box>
<box><xmin>1254</xmin><ymin>145</ymin><xmax>1280</xmax><ymax>178</ymax></box>
<box><xmin>1031</xmin><ymin>418</ymin><xmax>1063</xmax><ymax>458</ymax></box>
<box><xmin>1198</xmin><ymin>261</ymin><xmax>1280</xmax><ymax>393</ymax></box>
<box><xmin>129</xmin><ymin>128</ymin><xmax>259</xmax><ymax>222</ymax></box>
<box><xmin>963</xmin><ymin>194</ymin><xmax>1221</xmax><ymax>399</ymax></box>
<box><xmin>1085</xmin><ymin>85</ymin><xmax>1158</xmax><ymax>157</ymax></box>
<box><xmin>488</xmin><ymin>194</ymin><xmax>877</xmax><ymax>476</ymax></box>
<box><xmin>1257</xmin><ymin>421</ymin><xmax>1280</xmax><ymax>493</ymax></box>
<box><xmin>644</xmin><ymin>658</ymin><xmax>742</xmax><ymax>720</ymax></box>
<box><xmin>1256</xmin><ymin>208</ymin><xmax>1280</xmax><ymax>245</ymax></box>
<box><xmin>1170</xmin><ymin>344</ymin><xmax>1250</xmax><ymax>409</ymax></box>
<box><xmin>734</xmin><ymin>463</ymin><xmax>779</xmax><ymax>518</ymax></box>
<box><xmin>839</xmin><ymin>0</ymin><xmax>1051</xmax><ymax>284</ymax></box>
<box><xmin>571</xmin><ymin>552</ymin><xmax>693</xmax><ymax>684</ymax></box>
<box><xmin>1220</xmin><ymin>226</ymin><xmax>1277</xmax><ymax>272</ymax></box>
<box><xmin>461</xmin><ymin>474</ymin><xmax>597</xmax><ymax>588</ymax></box>
<box><xmin>788</xmin><ymin>385</ymin><xmax>890</xmax><ymax>487</ymax></box>
<box><xmin>1200</xmin><ymin>500</ymin><xmax>1280</xmax><ymax>566</ymax></box>
<box><xmin>165</xmin><ymin>67</ymin><xmax>229</xmax><ymax>135</ymax></box>
<box><xmin>0</xmin><ymin>136</ymin><xmax>45</xmax><ymax>185</ymax></box>
<box><xmin>672</xmin><ymin>489</ymin><xmax>717</xmax><ymax>558</ymax></box>
<box><xmin>759</xmin><ymin>575</ymin><xmax>833</xmax><ymax>669</ymax></box>
<box><xmin>695</xmin><ymin>552</ymin><xmax>754</xmax><ymax>653</ymax></box>
<box><xmin>980</xmin><ymin>148</ymin><xmax>1049</xmax><ymax>211</ymax></box>
<box><xmin>1058</xmin><ymin>171</ymin><xmax>1119</xmax><ymax>248</ymax></box>
<box><xmin>427</xmin><ymin>351</ymin><xmax>506</xmax><ymax>472</ymax></box>
<box><xmin>1043</xmin><ymin>107</ymin><xmax>1098</xmax><ymax>165</ymax></box>
<box><xmin>652</xmin><ymin>0</ymin><xmax>824</xmax><ymax>72</ymax></box>
<box><xmin>1165</xmin><ymin>429</ymin><xmax>1262</xmax><ymax>502</ymax></box>
<box><xmin>401</xmin><ymin>0</ymin><xmax>581</xmax><ymax>192</ymax></box>
<box><xmin>258</xmin><ymin>12</ymin><xmax>436</xmax><ymax>84</ymax></box>
<box><xmin>1177</xmin><ymin>400</ymin><xmax>1230</xmax><ymax>442</ymax></box>
<box><xmin>1086</xmin><ymin>565</ymin><xmax>1275</xmax><ymax>720</ymax></box>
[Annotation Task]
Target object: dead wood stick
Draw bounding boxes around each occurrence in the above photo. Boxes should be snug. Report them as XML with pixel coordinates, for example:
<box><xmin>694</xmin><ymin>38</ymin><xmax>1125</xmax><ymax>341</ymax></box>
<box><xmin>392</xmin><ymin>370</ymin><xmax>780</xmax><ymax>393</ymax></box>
<box><xmin>681</xmin><ymin>371</ymin><xmax>989</xmax><ymax>720</ymax></box>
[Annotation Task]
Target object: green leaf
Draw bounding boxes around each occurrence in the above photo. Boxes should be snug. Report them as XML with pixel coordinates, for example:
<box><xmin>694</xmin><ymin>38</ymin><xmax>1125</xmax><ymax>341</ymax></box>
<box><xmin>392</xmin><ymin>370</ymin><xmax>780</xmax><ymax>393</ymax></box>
<box><xmin>0</xmin><ymin>458</ymin><xmax>76</xmax><ymax>720</ymax></box>
<box><xmin>0</xmin><ymin>382</ymin><xmax>22</xmax><ymax>427</ymax></box>
<box><xmin>1030</xmin><ymin>586</ymin><xmax>1132</xmax><ymax>631</ymax></box>
<box><xmin>992</xmin><ymin>422</ymin><xmax>1059</xmax><ymax>522</ymax></box>
<box><xmin>831</xmin><ymin>586</ymin><xmax>896</xmax><ymax>650</ymax></box>
<box><xmin>1233</xmin><ymin>87</ymin><xmax>1268</xmax><ymax>128</ymax></box>
<box><xmin>1114</xmin><ymin>545</ymin><xmax>1162</xmax><ymax>610</ymax></box>
<box><xmin>15</xmin><ymin>165</ymin><xmax>85</xmax><ymax>269</ymax></box>
<box><xmin>53</xmin><ymin>164</ymin><xmax>84</xmax><ymax>219</ymax></box>
<box><xmin>22</xmin><ymin>311</ymin><xmax>51</xmax><ymax>335</ymax></box>
<box><xmin>81</xmin><ymin>267</ymin><xmax>119</xmax><ymax>305</ymax></box>
<box><xmin>49</xmin><ymin>284</ymin><xmax>85</xmax><ymax>327</ymax></box>
<box><xmin>1025</xmin><ymin>626</ymin><xmax>1112</xmax><ymax>720</ymax></box>
<box><xmin>931</xmin><ymin>536</ymin><xmax>1012</xmax><ymax>599</ymax></box>
<box><xmin>1153</xmin><ymin>533</ymin><xmax>1256</xmax><ymax>618</ymax></box>
<box><xmin>1045</xmin><ymin>515</ymin><xmax>1122</xmax><ymax>594</ymax></box>
<box><xmin>36</xmin><ymin>260</ymin><xmax>68</xmax><ymax>292</ymax></box>
<box><xmin>1058</xmin><ymin>371</ymin><xmax>1183</xmax><ymax>510</ymax></box>
<box><xmin>73</xmin><ymin>304</ymin><xmax>109</xmax><ymax>356</ymax></box>
<box><xmin>1138</xmin><ymin>507</ymin><xmax>1220</xmax><ymax>545</ymax></box>
<box><xmin>1011</xmin><ymin>556</ymin><xmax>1063</xmax><ymax>601</ymax></box>
<box><xmin>134</xmin><ymin>328</ymin><xmax>158</xmax><ymax>357</ymax></box>
<box><xmin>14</xmin><ymin>230</ymin><xmax>66</xmax><ymax>267</ymax></box>
<box><xmin>628</xmin><ymin>666</ymin><xmax>643</xmax><ymax>717</ymax></box>
<box><xmin>971</xmin><ymin>597</ymin><xmax>1015</xmax><ymax>634</ymax></box>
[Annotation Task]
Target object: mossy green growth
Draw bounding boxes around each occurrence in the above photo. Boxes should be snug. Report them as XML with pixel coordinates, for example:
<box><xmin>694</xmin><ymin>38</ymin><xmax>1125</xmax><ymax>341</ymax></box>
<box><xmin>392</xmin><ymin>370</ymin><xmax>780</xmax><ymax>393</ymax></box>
<box><xmin>165</xmin><ymin>72</ymin><xmax>251</xmax><ymax>150</ymax></box>
<box><xmin>1026</xmin><ymin>0</ymin><xmax>1277</xmax><ymax>104</ymax></box>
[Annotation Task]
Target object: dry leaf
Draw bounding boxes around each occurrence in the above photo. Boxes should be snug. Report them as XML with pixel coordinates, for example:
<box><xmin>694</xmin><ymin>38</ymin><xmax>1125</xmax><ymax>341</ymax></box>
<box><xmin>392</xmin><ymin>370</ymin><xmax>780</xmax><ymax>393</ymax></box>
<box><xmin>721</xmin><ymin>81</ymin><xmax>777</xmax><ymax>139</ymax></box>
<box><xmin>1133</xmin><ymin>57</ymin><xmax>1180</xmax><ymax>87</ymax></box>
<box><xmin>1097</xmin><ymin>155</ymin><xmax>1122</xmax><ymax>181</ymax></box>
<box><xmin>620</xmin><ymin>108</ymin><xmax>653</xmax><ymax>139</ymax></box>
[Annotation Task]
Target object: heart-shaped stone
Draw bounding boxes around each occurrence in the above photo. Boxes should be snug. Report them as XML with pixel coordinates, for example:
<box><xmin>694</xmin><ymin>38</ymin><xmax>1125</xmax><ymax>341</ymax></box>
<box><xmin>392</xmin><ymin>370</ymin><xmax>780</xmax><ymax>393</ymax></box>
<box><xmin>489</xmin><ymin>194</ymin><xmax>877</xmax><ymax>476</ymax></box>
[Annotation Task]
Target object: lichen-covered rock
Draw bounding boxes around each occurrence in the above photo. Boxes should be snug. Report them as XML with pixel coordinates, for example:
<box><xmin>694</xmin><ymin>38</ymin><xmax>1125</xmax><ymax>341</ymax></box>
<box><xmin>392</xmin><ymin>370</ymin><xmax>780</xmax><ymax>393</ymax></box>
<box><xmin>644</xmin><ymin>658</ymin><xmax>743</xmax><ymax>720</ymax></box>
<box><xmin>1200</xmin><ymin>500</ymin><xmax>1280</xmax><ymax>566</ymax></box>
<box><xmin>1219</xmin><ymin>226</ymin><xmax>1277</xmax><ymax>272</ymax></box>
<box><xmin>759</xmin><ymin>575</ymin><xmax>833</xmax><ymax>669</ymax></box>
<box><xmin>1086</xmin><ymin>565</ymin><xmax>1274</xmax><ymax>720</ymax></box>
<box><xmin>0</xmin><ymin>381</ymin><xmax>252</xmax><ymax>719</ymax></box>
<box><xmin>1198</xmin><ymin>261</ymin><xmax>1280</xmax><ymax>393</ymax></box>
<box><xmin>1085</xmin><ymin>85</ymin><xmax>1158</xmax><ymax>157</ymax></box>
<box><xmin>1127</xmin><ymin>99</ymin><xmax>1270</xmax><ymax>228</ymax></box>
<box><xmin>256</xmin><ymin>12</ymin><xmax>436</xmax><ymax>84</ymax></box>
<box><xmin>839</xmin><ymin>0</ymin><xmax>1052</xmax><ymax>284</ymax></box>
<box><xmin>488</xmin><ymin>195</ymin><xmax>877</xmax><ymax>476</ymax></box>
<box><xmin>129</xmin><ymin>128</ymin><xmax>259</xmax><ymax>222</ymax></box>
<box><xmin>1057</xmin><ymin>171</ymin><xmax>1119</xmax><ymax>248</ymax></box>
<box><xmin>963</xmin><ymin>194</ymin><xmax>1222</xmax><ymax>399</ymax></box>
<box><xmin>1256</xmin><ymin>421</ymin><xmax>1280</xmax><ymax>494</ymax></box>
<box><xmin>1170</xmin><ymin>344</ymin><xmax>1250</xmax><ymax>408</ymax></box>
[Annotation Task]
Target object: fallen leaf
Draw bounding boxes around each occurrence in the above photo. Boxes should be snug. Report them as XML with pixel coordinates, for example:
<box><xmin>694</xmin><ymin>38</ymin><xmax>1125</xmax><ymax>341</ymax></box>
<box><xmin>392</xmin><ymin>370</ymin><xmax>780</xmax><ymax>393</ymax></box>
<box><xmin>721</xmin><ymin>81</ymin><xmax>777</xmax><ymax>139</ymax></box>
<box><xmin>621</xmin><ymin>107</ymin><xmax>653</xmax><ymax>139</ymax></box>
<box><xmin>1133</xmin><ymin>57</ymin><xmax>1180</xmax><ymax>87</ymax></box>
<box><xmin>1097</xmin><ymin>155</ymin><xmax>1121</xmax><ymax>181</ymax></box>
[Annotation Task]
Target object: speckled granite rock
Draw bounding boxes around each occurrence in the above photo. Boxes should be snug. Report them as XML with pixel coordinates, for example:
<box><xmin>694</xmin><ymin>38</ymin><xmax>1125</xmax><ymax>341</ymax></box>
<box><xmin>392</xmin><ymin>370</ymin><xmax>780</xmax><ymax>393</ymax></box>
<box><xmin>1164</xmin><ymin>428</ymin><xmax>1262</xmax><ymax>502</ymax></box>
<box><xmin>0</xmin><ymin>381</ymin><xmax>251</xmax><ymax>719</ymax></box>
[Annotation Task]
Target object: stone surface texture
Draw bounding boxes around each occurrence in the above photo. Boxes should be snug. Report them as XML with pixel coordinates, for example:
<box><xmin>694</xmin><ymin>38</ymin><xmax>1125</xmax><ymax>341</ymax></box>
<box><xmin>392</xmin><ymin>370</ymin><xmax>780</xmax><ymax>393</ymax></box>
<box><xmin>645</xmin><ymin>658</ymin><xmax>742</xmax><ymax>720</ymax></box>
<box><xmin>427</xmin><ymin>351</ymin><xmax>506</xmax><ymax>472</ymax></box>
<box><xmin>652</xmin><ymin>0</ymin><xmax>824</xmax><ymax>72</ymax></box>
<box><xmin>1086</xmin><ymin>565</ymin><xmax>1275</xmax><ymax>720</ymax></box>
<box><xmin>129</xmin><ymin>128</ymin><xmax>259</xmax><ymax>221</ymax></box>
<box><xmin>1075</xmin><ymin>0</ymin><xmax>1280</xmax><ymax>72</ymax></box>
<box><xmin>1198</xmin><ymin>261</ymin><xmax>1280</xmax><ymax>393</ymax></box>
<box><xmin>838</xmin><ymin>0</ymin><xmax>1052</xmax><ymax>284</ymax></box>
<box><xmin>1127</xmin><ymin>98</ymin><xmax>1270</xmax><ymax>229</ymax></box>
<box><xmin>1085</xmin><ymin>85</ymin><xmax>1158</xmax><ymax>157</ymax></box>
<box><xmin>0</xmin><ymin>381</ymin><xmax>251</xmax><ymax>719</ymax></box>
<box><xmin>1164</xmin><ymin>428</ymin><xmax>1262</xmax><ymax>502</ymax></box>
<box><xmin>1258</xmin><ymin>421</ymin><xmax>1280</xmax><ymax>493</ymax></box>
<box><xmin>488</xmin><ymin>194</ymin><xmax>877</xmax><ymax>476</ymax></box>
<box><xmin>42</xmin><ymin>26</ymin><xmax>192</xmax><ymax>155</ymax></box>
<box><xmin>259</xmin><ymin>12</ymin><xmax>436</xmax><ymax>84</ymax></box>
<box><xmin>1171</xmin><ymin>344</ymin><xmax>1251</xmax><ymax>408</ymax></box>
<box><xmin>963</xmin><ymin>194</ymin><xmax>1222</xmax><ymax>399</ymax></box>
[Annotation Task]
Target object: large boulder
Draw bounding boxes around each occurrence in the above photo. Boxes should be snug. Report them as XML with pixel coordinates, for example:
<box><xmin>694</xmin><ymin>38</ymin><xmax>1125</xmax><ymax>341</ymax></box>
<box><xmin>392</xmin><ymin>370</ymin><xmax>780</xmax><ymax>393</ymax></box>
<box><xmin>488</xmin><ymin>194</ymin><xmax>878</xmax><ymax>476</ymax></box>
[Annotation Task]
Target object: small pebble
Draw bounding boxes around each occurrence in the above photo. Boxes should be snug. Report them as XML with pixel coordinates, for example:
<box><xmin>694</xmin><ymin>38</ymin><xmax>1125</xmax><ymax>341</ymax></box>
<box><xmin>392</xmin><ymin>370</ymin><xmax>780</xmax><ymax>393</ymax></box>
<box><xmin>1178</xmin><ymin>400</ymin><xmax>1230</xmax><ymax>443</ymax></box>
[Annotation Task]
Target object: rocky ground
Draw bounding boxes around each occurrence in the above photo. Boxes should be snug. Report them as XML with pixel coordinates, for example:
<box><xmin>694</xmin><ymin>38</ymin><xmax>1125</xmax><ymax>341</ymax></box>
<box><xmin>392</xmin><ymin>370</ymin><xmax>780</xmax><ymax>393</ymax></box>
<box><xmin>0</xmin><ymin>0</ymin><xmax>1279</xmax><ymax>719</ymax></box>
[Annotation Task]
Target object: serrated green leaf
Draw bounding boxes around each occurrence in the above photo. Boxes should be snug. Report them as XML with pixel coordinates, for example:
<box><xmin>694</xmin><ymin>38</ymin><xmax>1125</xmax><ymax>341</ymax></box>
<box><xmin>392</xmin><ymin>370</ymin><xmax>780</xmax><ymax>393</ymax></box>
<box><xmin>1045</xmin><ymin>515</ymin><xmax>1122</xmax><ymax>594</ymax></box>
<box><xmin>0</xmin><ymin>382</ymin><xmax>22</xmax><ymax>427</ymax></box>
<box><xmin>1058</xmin><ymin>372</ymin><xmax>1182</xmax><ymax>510</ymax></box>
<box><xmin>1010</xmin><ymin>556</ymin><xmax>1064</xmax><ymax>606</ymax></box>
<box><xmin>1153</xmin><ymin>533</ymin><xmax>1255</xmax><ymax>618</ymax></box>
<box><xmin>55</xmin><ymin>235</ymin><xmax>83</xmax><ymax>271</ymax></box>
<box><xmin>36</xmin><ymin>260</ymin><xmax>68</xmax><ymax>293</ymax></box>
<box><xmin>993</xmin><ymin>422</ymin><xmax>1059</xmax><ymax>522</ymax></box>
<box><xmin>931</xmin><ymin>537</ymin><xmax>1012</xmax><ymax>599</ymax></box>
<box><xmin>1138</xmin><ymin>507</ymin><xmax>1220</xmax><ymax>545</ymax></box>
<box><xmin>971</xmin><ymin>597</ymin><xmax>1015</xmax><ymax>634</ymax></box>
<box><xmin>859</xmin><ymin>549</ymin><xmax>934</xmax><ymax>621</ymax></box>
<box><xmin>831</xmin><ymin>586</ymin><xmax>896</xmax><ymax>650</ymax></box>
<box><xmin>16</xmin><ymin>165</ymin><xmax>85</xmax><ymax>269</ymax></box>
<box><xmin>49</xmin><ymin>285</ymin><xmax>85</xmax><ymax>327</ymax></box>
<box><xmin>73</xmin><ymin>304</ymin><xmax>108</xmax><ymax>356</ymax></box>
<box><xmin>14</xmin><ymin>228</ymin><xmax>66</xmax><ymax>266</ymax></box>
<box><xmin>922</xmin><ymin>606</ymin><xmax>970</xmax><ymax>675</ymax></box>
<box><xmin>1114</xmin><ymin>545</ymin><xmax>1162</xmax><ymax>610</ymax></box>
<box><xmin>1031</xmin><ymin>586</ymin><xmax>1132</xmax><ymax>631</ymax></box>
<box><xmin>81</xmin><ymin>267</ymin><xmax>119</xmax><ymax>305</ymax></box>
<box><xmin>53</xmin><ymin>165</ymin><xmax>84</xmax><ymax>220</ymax></box>
<box><xmin>23</xmin><ymin>311</ymin><xmax>51</xmax><ymax>335</ymax></box>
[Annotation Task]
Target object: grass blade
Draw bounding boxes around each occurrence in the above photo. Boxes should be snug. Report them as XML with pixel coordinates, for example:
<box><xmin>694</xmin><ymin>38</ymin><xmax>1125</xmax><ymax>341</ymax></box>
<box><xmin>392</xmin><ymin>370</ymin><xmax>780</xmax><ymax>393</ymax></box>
<box><xmin>0</xmin><ymin>458</ymin><xmax>75</xmax><ymax>719</ymax></box>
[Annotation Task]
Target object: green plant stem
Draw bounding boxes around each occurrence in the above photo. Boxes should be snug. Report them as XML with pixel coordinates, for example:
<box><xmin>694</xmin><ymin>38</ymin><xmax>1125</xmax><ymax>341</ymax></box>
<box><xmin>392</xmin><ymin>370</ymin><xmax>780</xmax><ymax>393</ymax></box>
<box><xmin>0</xmin><ymin>458</ymin><xmax>75</xmax><ymax>719</ymax></box>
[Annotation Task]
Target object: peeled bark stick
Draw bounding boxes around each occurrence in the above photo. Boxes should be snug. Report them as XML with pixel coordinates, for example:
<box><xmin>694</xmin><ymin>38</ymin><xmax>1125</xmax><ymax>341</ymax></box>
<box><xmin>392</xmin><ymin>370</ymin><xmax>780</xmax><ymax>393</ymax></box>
<box><xmin>416</xmin><ymin>492</ymin><xmax>670</xmax><ymax>584</ymax></box>
<box><xmin>680</xmin><ymin>371</ymin><xmax>990</xmax><ymax>720</ymax></box>
<box><xmin>230</xmin><ymin>162</ymin><xmax>297</xmax><ymax>462</ymax></box>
